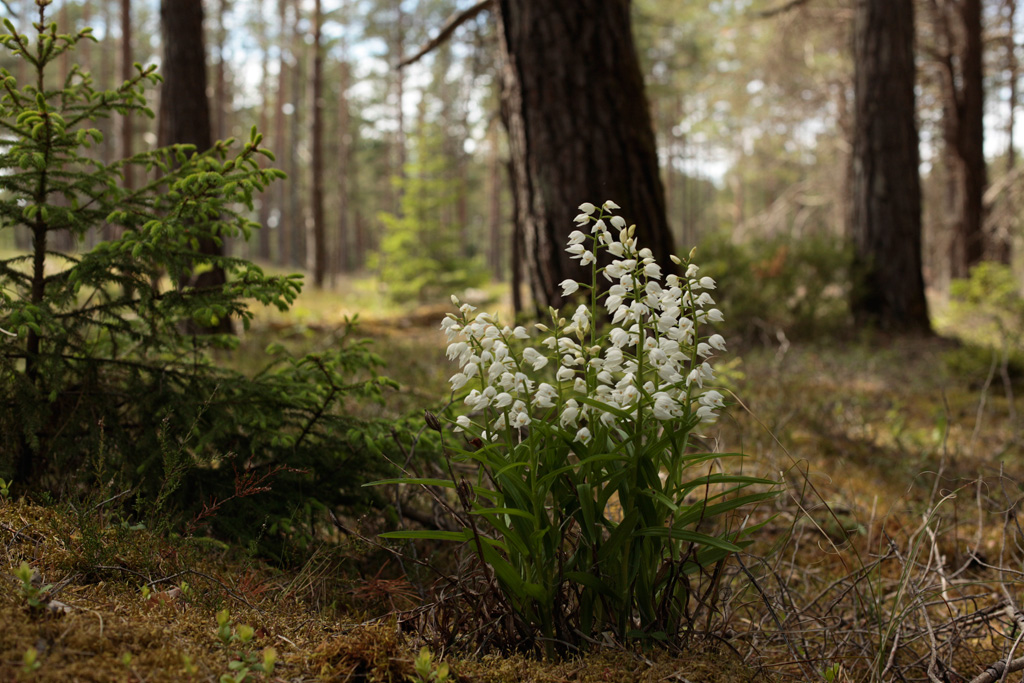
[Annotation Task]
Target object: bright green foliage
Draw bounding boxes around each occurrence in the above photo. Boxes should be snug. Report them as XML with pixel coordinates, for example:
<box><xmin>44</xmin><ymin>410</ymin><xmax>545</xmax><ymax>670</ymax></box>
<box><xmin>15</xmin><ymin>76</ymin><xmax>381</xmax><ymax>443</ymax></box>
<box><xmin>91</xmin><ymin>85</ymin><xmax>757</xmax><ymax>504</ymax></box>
<box><xmin>945</xmin><ymin>261</ymin><xmax>1024</xmax><ymax>377</ymax></box>
<box><xmin>0</xmin><ymin>8</ymin><xmax>396</xmax><ymax>555</ymax></box>
<box><xmin>14</xmin><ymin>560</ymin><xmax>53</xmax><ymax>610</ymax></box>
<box><xmin>408</xmin><ymin>647</ymin><xmax>450</xmax><ymax>683</ymax></box>
<box><xmin>374</xmin><ymin>116</ymin><xmax>487</xmax><ymax>302</ymax></box>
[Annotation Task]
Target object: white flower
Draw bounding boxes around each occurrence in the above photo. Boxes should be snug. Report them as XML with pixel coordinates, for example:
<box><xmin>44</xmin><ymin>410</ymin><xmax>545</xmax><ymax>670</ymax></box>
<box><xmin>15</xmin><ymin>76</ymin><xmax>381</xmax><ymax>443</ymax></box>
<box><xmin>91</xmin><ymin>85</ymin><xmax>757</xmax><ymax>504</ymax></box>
<box><xmin>696</xmin><ymin>292</ymin><xmax>715</xmax><ymax>307</ymax></box>
<box><xmin>706</xmin><ymin>308</ymin><xmax>725</xmax><ymax>323</ymax></box>
<box><xmin>685</xmin><ymin>264</ymin><xmax>700</xmax><ymax>278</ymax></box>
<box><xmin>440</xmin><ymin>316</ymin><xmax>461</xmax><ymax>340</ymax></box>
<box><xmin>708</xmin><ymin>334</ymin><xmax>727</xmax><ymax>351</ymax></box>
<box><xmin>450</xmin><ymin>372</ymin><xmax>470</xmax><ymax>391</ymax></box>
<box><xmin>571</xmin><ymin>304</ymin><xmax>590</xmax><ymax>333</ymax></box>
<box><xmin>599</xmin><ymin>411</ymin><xmax>617</xmax><ymax>428</ymax></box>
<box><xmin>560</xmin><ymin>399</ymin><xmax>580</xmax><ymax>428</ymax></box>
<box><xmin>602</xmin><ymin>200</ymin><xmax>620</xmax><ymax>210</ymax></box>
<box><xmin>560</xmin><ymin>279</ymin><xmax>580</xmax><ymax>297</ymax></box>
<box><xmin>696</xmin><ymin>405</ymin><xmax>718</xmax><ymax>423</ymax></box>
<box><xmin>494</xmin><ymin>392</ymin><xmax>513</xmax><ymax>408</ymax></box>
<box><xmin>512</xmin><ymin>326</ymin><xmax>530</xmax><ymax>339</ymax></box>
<box><xmin>510</xmin><ymin>408</ymin><xmax>531</xmax><ymax>429</ymax></box>
<box><xmin>522</xmin><ymin>347</ymin><xmax>548</xmax><ymax>371</ymax></box>
<box><xmin>566</xmin><ymin>243</ymin><xmax>586</xmax><ymax>257</ymax></box>
<box><xmin>652</xmin><ymin>393</ymin><xmax>679</xmax><ymax>421</ymax></box>
<box><xmin>579</xmin><ymin>250</ymin><xmax>596</xmax><ymax>266</ymax></box>
<box><xmin>578</xmin><ymin>202</ymin><xmax>597</xmax><ymax>215</ymax></box>
<box><xmin>608</xmin><ymin>327</ymin><xmax>630</xmax><ymax>348</ymax></box>
<box><xmin>556</xmin><ymin>365</ymin><xmax>575</xmax><ymax>382</ymax></box>
<box><xmin>699</xmin><ymin>389</ymin><xmax>725</xmax><ymax>408</ymax></box>
<box><xmin>454</xmin><ymin>415</ymin><xmax>472</xmax><ymax>432</ymax></box>
<box><xmin>697</xmin><ymin>343</ymin><xmax>712</xmax><ymax>358</ymax></box>
<box><xmin>610</xmin><ymin>215</ymin><xmax>626</xmax><ymax>229</ymax></box>
<box><xmin>533</xmin><ymin>383</ymin><xmax>557</xmax><ymax>408</ymax></box>
<box><xmin>699</xmin><ymin>276</ymin><xmax>717</xmax><ymax>290</ymax></box>
<box><xmin>644</xmin><ymin>262</ymin><xmax>662</xmax><ymax>279</ymax></box>
<box><xmin>574</xmin><ymin>213</ymin><xmax>590</xmax><ymax>225</ymax></box>
<box><xmin>574</xmin><ymin>377</ymin><xmax>587</xmax><ymax>394</ymax></box>
<box><xmin>567</xmin><ymin>230</ymin><xmax>587</xmax><ymax>245</ymax></box>
<box><xmin>592</xmin><ymin>219</ymin><xmax>607</xmax><ymax>234</ymax></box>
<box><xmin>574</xmin><ymin>426</ymin><xmax>592</xmax><ymax>444</ymax></box>
<box><xmin>446</xmin><ymin>341</ymin><xmax>468</xmax><ymax>362</ymax></box>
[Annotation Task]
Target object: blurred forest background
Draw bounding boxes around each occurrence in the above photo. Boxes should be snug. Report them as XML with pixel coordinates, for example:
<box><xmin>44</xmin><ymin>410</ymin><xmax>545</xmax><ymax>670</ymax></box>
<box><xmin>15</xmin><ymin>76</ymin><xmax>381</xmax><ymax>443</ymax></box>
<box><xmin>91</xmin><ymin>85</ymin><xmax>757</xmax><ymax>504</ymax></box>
<box><xmin>2</xmin><ymin>0</ymin><xmax>1018</xmax><ymax>320</ymax></box>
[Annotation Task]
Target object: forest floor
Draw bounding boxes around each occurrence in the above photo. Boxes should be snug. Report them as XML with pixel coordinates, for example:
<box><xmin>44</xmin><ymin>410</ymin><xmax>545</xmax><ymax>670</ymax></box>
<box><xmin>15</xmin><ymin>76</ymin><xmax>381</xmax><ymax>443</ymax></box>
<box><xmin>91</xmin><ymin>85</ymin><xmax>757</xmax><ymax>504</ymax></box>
<box><xmin>1</xmin><ymin>285</ymin><xmax>1022</xmax><ymax>682</ymax></box>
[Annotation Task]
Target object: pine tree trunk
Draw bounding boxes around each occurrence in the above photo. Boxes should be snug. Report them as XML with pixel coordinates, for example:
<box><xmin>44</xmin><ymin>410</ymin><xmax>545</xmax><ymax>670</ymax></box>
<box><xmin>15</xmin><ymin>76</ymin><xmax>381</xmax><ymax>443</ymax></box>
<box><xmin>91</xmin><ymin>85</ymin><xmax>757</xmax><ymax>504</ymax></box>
<box><xmin>311</xmin><ymin>0</ymin><xmax>327</xmax><ymax>288</ymax></box>
<box><xmin>120</xmin><ymin>0</ymin><xmax>133</xmax><ymax>191</ymax></box>
<box><xmin>256</xmin><ymin>0</ymin><xmax>272</xmax><ymax>262</ymax></box>
<box><xmin>335</xmin><ymin>59</ymin><xmax>353</xmax><ymax>275</ymax></box>
<box><xmin>159</xmin><ymin>0</ymin><xmax>232</xmax><ymax>334</ymax></box>
<box><xmin>849</xmin><ymin>0</ymin><xmax>930</xmax><ymax>333</ymax></box>
<box><xmin>274</xmin><ymin>0</ymin><xmax>290</xmax><ymax>267</ymax></box>
<box><xmin>496</xmin><ymin>0</ymin><xmax>673</xmax><ymax>312</ymax></box>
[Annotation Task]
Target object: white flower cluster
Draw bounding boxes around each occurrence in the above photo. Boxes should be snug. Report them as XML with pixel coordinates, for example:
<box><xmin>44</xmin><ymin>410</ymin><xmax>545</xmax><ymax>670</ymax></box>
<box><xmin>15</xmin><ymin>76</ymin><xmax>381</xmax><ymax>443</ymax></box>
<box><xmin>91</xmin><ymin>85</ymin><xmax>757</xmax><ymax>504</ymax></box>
<box><xmin>442</xmin><ymin>201</ymin><xmax>727</xmax><ymax>444</ymax></box>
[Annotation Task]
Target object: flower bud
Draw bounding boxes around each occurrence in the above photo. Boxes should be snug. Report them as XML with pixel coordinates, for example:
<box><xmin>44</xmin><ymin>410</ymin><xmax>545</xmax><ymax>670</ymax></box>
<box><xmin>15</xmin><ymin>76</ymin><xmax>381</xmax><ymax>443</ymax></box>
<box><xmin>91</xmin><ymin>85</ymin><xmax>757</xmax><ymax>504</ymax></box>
<box><xmin>424</xmin><ymin>410</ymin><xmax>442</xmax><ymax>432</ymax></box>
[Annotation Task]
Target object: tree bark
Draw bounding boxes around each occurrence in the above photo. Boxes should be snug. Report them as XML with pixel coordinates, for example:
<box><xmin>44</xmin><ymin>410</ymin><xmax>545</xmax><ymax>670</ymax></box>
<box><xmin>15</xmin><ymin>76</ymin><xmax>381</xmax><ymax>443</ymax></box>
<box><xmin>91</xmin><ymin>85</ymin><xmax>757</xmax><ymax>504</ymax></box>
<box><xmin>274</xmin><ymin>0</ymin><xmax>290</xmax><ymax>267</ymax></box>
<box><xmin>120</xmin><ymin>0</ymin><xmax>133</xmax><ymax>191</ymax></box>
<box><xmin>158</xmin><ymin>0</ymin><xmax>232</xmax><ymax>334</ymax></box>
<box><xmin>310</xmin><ymin>0</ymin><xmax>327</xmax><ymax>288</ymax></box>
<box><xmin>928</xmin><ymin>0</ymin><xmax>988</xmax><ymax>278</ymax></box>
<box><xmin>496</xmin><ymin>0</ymin><xmax>673</xmax><ymax>312</ymax></box>
<box><xmin>256</xmin><ymin>0</ymin><xmax>272</xmax><ymax>262</ymax></box>
<box><xmin>849</xmin><ymin>0</ymin><xmax>930</xmax><ymax>333</ymax></box>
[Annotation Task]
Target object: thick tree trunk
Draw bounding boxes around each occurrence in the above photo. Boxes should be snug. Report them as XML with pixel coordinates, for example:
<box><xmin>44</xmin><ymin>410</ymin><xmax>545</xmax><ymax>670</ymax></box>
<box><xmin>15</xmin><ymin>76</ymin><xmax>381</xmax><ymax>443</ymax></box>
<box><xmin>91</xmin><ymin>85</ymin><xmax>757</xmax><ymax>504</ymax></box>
<box><xmin>496</xmin><ymin>0</ymin><xmax>673</xmax><ymax>312</ymax></box>
<box><xmin>849</xmin><ymin>0</ymin><xmax>930</xmax><ymax>333</ymax></box>
<box><xmin>159</xmin><ymin>0</ymin><xmax>232</xmax><ymax>334</ymax></box>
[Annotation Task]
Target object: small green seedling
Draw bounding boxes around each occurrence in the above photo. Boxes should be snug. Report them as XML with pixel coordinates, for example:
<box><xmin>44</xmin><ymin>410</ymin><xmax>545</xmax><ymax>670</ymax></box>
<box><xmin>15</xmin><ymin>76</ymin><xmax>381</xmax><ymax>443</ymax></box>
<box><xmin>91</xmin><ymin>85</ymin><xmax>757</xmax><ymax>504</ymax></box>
<box><xmin>181</xmin><ymin>653</ymin><xmax>200</xmax><ymax>677</ymax></box>
<box><xmin>14</xmin><ymin>562</ymin><xmax>53</xmax><ymax>610</ymax></box>
<box><xmin>22</xmin><ymin>647</ymin><xmax>41</xmax><ymax>675</ymax></box>
<box><xmin>215</xmin><ymin>609</ymin><xmax>275</xmax><ymax>682</ymax></box>
<box><xmin>0</xmin><ymin>477</ymin><xmax>11</xmax><ymax>499</ymax></box>
<box><xmin>408</xmin><ymin>647</ymin><xmax>450</xmax><ymax>683</ymax></box>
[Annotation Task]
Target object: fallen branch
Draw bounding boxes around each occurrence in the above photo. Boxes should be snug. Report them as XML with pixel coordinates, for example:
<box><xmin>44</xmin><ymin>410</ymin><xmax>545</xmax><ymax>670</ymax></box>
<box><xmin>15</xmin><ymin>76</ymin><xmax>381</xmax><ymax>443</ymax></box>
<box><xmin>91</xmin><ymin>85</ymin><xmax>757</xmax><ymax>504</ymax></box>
<box><xmin>969</xmin><ymin>656</ymin><xmax>1024</xmax><ymax>683</ymax></box>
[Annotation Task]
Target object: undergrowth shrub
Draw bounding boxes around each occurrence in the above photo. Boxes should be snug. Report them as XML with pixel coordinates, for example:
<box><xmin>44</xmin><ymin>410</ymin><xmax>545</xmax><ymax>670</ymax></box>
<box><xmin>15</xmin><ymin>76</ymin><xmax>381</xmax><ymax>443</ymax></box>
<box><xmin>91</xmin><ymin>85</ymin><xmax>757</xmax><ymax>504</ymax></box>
<box><xmin>377</xmin><ymin>202</ymin><xmax>778</xmax><ymax>655</ymax></box>
<box><xmin>943</xmin><ymin>262</ymin><xmax>1024</xmax><ymax>382</ymax></box>
<box><xmin>696</xmin><ymin>230</ymin><xmax>855</xmax><ymax>343</ymax></box>
<box><xmin>0</xmin><ymin>5</ymin><xmax>400</xmax><ymax>560</ymax></box>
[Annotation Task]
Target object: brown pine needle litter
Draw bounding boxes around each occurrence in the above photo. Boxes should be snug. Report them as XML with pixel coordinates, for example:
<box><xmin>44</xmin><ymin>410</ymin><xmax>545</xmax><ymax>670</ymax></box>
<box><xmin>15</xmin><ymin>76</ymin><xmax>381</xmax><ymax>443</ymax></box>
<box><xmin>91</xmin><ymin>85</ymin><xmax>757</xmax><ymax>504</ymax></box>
<box><xmin>0</xmin><ymin>499</ymin><xmax>756</xmax><ymax>682</ymax></box>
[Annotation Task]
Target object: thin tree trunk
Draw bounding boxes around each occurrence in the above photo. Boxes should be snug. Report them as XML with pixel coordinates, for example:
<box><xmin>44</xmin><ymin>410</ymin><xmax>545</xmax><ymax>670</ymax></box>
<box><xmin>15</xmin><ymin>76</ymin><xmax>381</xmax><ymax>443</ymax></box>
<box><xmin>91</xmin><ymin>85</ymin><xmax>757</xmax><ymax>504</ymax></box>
<box><xmin>274</xmin><ymin>0</ymin><xmax>290</xmax><ymax>268</ymax></box>
<box><xmin>311</xmin><ymin>0</ymin><xmax>326</xmax><ymax>288</ymax></box>
<box><xmin>487</xmin><ymin>120</ymin><xmax>503</xmax><ymax>280</ymax></box>
<box><xmin>335</xmin><ymin>59</ymin><xmax>353</xmax><ymax>276</ymax></box>
<box><xmin>214</xmin><ymin>0</ymin><xmax>230</xmax><ymax>142</ymax></box>
<box><xmin>120</xmin><ymin>0</ymin><xmax>133</xmax><ymax>191</ymax></box>
<box><xmin>256</xmin><ymin>0</ymin><xmax>272</xmax><ymax>262</ymax></box>
<box><xmin>287</xmin><ymin>5</ymin><xmax>304</xmax><ymax>268</ymax></box>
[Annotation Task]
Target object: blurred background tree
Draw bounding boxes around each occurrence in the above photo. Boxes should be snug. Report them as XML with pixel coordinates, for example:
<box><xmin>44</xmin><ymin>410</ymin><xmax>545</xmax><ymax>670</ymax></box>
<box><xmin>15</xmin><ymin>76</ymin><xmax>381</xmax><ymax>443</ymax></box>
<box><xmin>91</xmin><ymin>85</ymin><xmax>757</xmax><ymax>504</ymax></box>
<box><xmin>1</xmin><ymin>0</ymin><xmax>1019</xmax><ymax>337</ymax></box>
